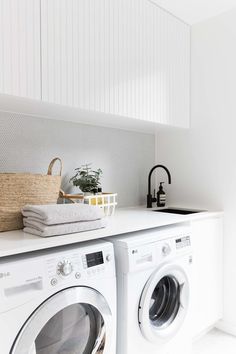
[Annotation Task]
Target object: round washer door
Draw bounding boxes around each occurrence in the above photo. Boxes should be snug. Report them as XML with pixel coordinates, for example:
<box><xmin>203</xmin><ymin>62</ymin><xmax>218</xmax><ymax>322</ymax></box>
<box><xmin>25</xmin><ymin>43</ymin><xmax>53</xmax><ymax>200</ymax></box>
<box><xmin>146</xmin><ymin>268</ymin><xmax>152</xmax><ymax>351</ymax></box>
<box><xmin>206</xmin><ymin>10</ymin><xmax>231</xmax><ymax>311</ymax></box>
<box><xmin>11</xmin><ymin>287</ymin><xmax>113</xmax><ymax>354</ymax></box>
<box><xmin>138</xmin><ymin>263</ymin><xmax>190</xmax><ymax>344</ymax></box>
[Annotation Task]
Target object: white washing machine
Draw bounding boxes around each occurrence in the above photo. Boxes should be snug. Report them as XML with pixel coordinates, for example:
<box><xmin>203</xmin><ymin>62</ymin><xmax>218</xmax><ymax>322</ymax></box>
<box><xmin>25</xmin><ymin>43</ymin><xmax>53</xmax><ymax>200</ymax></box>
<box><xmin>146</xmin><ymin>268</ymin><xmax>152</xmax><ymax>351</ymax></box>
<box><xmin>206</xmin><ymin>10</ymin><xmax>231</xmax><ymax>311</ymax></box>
<box><xmin>0</xmin><ymin>239</ymin><xmax>116</xmax><ymax>354</ymax></box>
<box><xmin>108</xmin><ymin>224</ymin><xmax>192</xmax><ymax>354</ymax></box>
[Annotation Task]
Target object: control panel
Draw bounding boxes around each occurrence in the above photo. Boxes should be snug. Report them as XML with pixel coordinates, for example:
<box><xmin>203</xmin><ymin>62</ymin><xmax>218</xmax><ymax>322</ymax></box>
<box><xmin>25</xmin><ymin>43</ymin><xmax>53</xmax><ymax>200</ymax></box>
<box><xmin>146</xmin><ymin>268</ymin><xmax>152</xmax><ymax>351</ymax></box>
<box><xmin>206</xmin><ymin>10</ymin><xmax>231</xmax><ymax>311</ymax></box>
<box><xmin>0</xmin><ymin>241</ymin><xmax>114</xmax><ymax>312</ymax></box>
<box><xmin>45</xmin><ymin>244</ymin><xmax>114</xmax><ymax>287</ymax></box>
<box><xmin>113</xmin><ymin>226</ymin><xmax>192</xmax><ymax>273</ymax></box>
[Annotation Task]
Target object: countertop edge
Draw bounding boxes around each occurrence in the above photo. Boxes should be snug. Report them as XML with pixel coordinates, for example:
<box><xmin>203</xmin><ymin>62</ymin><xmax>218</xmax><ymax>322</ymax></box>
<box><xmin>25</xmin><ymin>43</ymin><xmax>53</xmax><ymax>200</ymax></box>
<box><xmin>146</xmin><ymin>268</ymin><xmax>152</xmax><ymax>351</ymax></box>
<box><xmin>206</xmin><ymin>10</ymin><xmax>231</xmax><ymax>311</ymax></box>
<box><xmin>0</xmin><ymin>207</ymin><xmax>223</xmax><ymax>258</ymax></box>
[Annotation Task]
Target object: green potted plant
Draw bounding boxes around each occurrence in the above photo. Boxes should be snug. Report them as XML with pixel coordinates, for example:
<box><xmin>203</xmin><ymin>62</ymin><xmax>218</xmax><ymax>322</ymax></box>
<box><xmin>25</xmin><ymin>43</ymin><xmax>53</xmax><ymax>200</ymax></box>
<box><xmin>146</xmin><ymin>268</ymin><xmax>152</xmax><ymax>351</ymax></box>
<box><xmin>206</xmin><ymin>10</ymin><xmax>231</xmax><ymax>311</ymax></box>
<box><xmin>70</xmin><ymin>164</ymin><xmax>103</xmax><ymax>195</ymax></box>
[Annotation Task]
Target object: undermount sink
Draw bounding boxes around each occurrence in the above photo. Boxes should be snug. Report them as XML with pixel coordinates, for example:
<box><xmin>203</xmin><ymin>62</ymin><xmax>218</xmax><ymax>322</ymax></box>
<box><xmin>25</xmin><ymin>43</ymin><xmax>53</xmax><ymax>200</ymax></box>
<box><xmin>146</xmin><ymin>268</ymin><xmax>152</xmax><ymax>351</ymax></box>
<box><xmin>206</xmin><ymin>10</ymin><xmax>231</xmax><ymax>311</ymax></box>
<box><xmin>153</xmin><ymin>208</ymin><xmax>204</xmax><ymax>215</ymax></box>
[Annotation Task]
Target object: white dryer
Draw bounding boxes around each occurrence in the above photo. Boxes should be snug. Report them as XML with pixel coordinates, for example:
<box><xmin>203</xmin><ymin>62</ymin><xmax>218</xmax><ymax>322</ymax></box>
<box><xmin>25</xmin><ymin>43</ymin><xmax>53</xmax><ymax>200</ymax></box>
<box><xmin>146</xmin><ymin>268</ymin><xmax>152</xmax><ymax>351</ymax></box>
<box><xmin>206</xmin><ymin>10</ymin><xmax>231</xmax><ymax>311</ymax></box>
<box><xmin>0</xmin><ymin>239</ymin><xmax>116</xmax><ymax>354</ymax></box>
<box><xmin>108</xmin><ymin>224</ymin><xmax>192</xmax><ymax>354</ymax></box>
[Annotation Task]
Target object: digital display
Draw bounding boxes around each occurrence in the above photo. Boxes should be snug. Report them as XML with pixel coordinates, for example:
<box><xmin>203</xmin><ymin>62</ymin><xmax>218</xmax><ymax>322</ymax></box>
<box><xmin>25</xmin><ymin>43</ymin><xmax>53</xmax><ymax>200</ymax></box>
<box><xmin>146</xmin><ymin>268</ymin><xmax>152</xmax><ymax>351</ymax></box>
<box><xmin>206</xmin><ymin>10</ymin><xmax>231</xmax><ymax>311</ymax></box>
<box><xmin>175</xmin><ymin>236</ymin><xmax>191</xmax><ymax>249</ymax></box>
<box><xmin>86</xmin><ymin>251</ymin><xmax>104</xmax><ymax>268</ymax></box>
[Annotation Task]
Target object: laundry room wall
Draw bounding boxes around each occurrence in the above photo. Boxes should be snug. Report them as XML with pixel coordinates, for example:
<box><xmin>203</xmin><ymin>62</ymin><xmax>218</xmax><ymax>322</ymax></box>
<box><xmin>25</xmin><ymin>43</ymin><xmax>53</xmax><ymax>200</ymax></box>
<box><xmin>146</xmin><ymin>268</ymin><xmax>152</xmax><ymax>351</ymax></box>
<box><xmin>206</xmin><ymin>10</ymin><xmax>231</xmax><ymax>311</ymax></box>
<box><xmin>0</xmin><ymin>111</ymin><xmax>155</xmax><ymax>207</ymax></box>
<box><xmin>156</xmin><ymin>7</ymin><xmax>236</xmax><ymax>335</ymax></box>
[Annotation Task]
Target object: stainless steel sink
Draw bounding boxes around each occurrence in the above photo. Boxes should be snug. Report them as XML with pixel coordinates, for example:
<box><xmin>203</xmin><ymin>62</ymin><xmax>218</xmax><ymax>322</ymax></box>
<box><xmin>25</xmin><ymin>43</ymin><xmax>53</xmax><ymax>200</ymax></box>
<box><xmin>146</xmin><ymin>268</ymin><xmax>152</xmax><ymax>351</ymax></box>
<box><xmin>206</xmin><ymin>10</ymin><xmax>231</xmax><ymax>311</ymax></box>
<box><xmin>153</xmin><ymin>208</ymin><xmax>204</xmax><ymax>215</ymax></box>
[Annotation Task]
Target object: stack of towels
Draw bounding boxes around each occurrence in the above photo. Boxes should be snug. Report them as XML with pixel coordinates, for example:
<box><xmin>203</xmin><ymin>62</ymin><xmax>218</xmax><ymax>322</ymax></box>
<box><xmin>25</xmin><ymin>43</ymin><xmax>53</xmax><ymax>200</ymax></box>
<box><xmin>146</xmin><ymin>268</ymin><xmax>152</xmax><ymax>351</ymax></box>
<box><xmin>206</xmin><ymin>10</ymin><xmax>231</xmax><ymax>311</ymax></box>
<box><xmin>22</xmin><ymin>203</ymin><xmax>107</xmax><ymax>237</ymax></box>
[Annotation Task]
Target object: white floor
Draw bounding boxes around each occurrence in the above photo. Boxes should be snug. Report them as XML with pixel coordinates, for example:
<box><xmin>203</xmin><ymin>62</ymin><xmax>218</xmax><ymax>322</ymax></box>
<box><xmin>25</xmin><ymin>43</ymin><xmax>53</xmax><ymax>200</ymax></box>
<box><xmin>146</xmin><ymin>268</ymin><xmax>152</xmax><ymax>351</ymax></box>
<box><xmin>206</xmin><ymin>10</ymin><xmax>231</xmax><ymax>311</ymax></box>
<box><xmin>193</xmin><ymin>329</ymin><xmax>236</xmax><ymax>354</ymax></box>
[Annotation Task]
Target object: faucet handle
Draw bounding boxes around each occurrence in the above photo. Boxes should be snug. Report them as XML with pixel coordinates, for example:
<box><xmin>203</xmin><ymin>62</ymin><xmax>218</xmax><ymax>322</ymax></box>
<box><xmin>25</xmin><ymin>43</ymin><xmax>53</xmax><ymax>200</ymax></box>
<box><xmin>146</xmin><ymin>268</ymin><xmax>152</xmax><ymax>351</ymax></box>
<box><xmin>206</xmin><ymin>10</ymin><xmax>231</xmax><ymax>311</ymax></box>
<box><xmin>147</xmin><ymin>191</ymin><xmax>157</xmax><ymax>208</ymax></box>
<box><xmin>152</xmin><ymin>189</ymin><xmax>157</xmax><ymax>203</ymax></box>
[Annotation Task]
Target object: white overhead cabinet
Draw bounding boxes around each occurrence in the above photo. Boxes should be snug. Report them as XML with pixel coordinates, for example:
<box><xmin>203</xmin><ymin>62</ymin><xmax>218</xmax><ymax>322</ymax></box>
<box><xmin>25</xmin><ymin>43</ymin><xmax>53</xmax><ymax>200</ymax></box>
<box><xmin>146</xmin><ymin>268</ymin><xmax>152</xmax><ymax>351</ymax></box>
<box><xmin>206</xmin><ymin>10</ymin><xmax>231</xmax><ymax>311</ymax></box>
<box><xmin>40</xmin><ymin>0</ymin><xmax>190</xmax><ymax>128</ymax></box>
<box><xmin>0</xmin><ymin>0</ymin><xmax>190</xmax><ymax>129</ymax></box>
<box><xmin>0</xmin><ymin>0</ymin><xmax>41</xmax><ymax>99</ymax></box>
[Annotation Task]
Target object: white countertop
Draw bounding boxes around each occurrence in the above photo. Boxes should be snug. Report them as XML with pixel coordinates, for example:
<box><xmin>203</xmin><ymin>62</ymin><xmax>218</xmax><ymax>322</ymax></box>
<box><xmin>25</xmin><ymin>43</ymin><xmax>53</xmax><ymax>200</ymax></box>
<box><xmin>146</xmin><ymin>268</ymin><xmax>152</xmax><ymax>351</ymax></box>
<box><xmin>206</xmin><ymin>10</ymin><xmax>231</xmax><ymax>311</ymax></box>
<box><xmin>0</xmin><ymin>206</ymin><xmax>223</xmax><ymax>258</ymax></box>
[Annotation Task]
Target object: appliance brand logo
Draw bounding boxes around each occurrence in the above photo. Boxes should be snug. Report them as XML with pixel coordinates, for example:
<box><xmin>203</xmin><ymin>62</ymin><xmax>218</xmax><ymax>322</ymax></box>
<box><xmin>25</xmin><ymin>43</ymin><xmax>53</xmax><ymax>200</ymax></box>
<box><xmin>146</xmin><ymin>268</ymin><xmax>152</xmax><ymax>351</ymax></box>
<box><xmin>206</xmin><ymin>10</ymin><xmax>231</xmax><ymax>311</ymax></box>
<box><xmin>0</xmin><ymin>272</ymin><xmax>10</xmax><ymax>279</ymax></box>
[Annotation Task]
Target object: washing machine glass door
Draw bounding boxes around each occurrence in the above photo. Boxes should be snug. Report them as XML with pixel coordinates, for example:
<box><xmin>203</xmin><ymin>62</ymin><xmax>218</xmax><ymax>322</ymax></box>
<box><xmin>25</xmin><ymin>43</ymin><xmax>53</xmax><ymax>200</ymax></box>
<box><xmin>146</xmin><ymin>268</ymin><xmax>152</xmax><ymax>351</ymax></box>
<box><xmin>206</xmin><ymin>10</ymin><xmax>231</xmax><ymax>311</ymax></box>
<box><xmin>11</xmin><ymin>287</ymin><xmax>113</xmax><ymax>354</ymax></box>
<box><xmin>138</xmin><ymin>264</ymin><xmax>190</xmax><ymax>344</ymax></box>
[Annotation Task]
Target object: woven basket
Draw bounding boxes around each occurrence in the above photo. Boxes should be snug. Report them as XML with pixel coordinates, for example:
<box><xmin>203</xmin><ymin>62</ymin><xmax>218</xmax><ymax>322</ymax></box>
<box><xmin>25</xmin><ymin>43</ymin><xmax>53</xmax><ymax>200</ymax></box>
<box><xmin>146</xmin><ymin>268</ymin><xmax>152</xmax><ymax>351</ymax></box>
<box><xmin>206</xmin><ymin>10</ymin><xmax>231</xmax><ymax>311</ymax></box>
<box><xmin>0</xmin><ymin>158</ymin><xmax>62</xmax><ymax>232</ymax></box>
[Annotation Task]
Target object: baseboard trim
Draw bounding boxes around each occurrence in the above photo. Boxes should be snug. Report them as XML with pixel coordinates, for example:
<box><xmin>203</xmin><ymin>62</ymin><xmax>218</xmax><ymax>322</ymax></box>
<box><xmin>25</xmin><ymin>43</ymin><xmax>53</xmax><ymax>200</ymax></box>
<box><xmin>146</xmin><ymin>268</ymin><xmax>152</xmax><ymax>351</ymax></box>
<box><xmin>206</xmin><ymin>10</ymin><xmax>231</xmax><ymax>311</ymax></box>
<box><xmin>216</xmin><ymin>320</ymin><xmax>236</xmax><ymax>337</ymax></box>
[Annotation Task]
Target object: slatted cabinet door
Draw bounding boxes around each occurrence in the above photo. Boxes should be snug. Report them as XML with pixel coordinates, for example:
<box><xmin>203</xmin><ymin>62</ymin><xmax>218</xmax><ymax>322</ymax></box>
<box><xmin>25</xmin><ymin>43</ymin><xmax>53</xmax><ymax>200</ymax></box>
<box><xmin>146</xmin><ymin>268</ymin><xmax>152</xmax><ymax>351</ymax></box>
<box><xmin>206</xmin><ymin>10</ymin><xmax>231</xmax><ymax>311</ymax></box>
<box><xmin>41</xmin><ymin>0</ymin><xmax>190</xmax><ymax>128</ymax></box>
<box><xmin>0</xmin><ymin>0</ymin><xmax>41</xmax><ymax>99</ymax></box>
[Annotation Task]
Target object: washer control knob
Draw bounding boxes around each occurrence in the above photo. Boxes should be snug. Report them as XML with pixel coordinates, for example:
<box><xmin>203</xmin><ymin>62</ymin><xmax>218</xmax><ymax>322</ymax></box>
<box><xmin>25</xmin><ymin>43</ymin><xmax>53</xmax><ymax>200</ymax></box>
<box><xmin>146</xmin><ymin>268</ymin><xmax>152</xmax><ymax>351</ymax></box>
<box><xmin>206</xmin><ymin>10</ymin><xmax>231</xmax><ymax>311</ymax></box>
<box><xmin>106</xmin><ymin>254</ymin><xmax>112</xmax><ymax>262</ymax></box>
<box><xmin>51</xmin><ymin>278</ymin><xmax>58</xmax><ymax>286</ymax></box>
<box><xmin>162</xmin><ymin>244</ymin><xmax>171</xmax><ymax>256</ymax></box>
<box><xmin>57</xmin><ymin>260</ymin><xmax>73</xmax><ymax>276</ymax></box>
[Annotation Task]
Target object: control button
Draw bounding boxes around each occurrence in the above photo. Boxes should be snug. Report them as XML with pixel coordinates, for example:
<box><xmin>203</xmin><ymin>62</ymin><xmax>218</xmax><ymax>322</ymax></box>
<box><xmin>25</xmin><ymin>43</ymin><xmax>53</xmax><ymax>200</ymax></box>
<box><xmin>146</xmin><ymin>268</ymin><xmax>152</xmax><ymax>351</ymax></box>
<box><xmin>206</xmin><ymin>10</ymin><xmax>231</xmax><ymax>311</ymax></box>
<box><xmin>162</xmin><ymin>244</ymin><xmax>171</xmax><ymax>256</ymax></box>
<box><xmin>57</xmin><ymin>260</ymin><xmax>73</xmax><ymax>276</ymax></box>
<box><xmin>51</xmin><ymin>278</ymin><xmax>58</xmax><ymax>286</ymax></box>
<box><xmin>106</xmin><ymin>254</ymin><xmax>112</xmax><ymax>262</ymax></box>
<box><xmin>75</xmin><ymin>272</ymin><xmax>81</xmax><ymax>279</ymax></box>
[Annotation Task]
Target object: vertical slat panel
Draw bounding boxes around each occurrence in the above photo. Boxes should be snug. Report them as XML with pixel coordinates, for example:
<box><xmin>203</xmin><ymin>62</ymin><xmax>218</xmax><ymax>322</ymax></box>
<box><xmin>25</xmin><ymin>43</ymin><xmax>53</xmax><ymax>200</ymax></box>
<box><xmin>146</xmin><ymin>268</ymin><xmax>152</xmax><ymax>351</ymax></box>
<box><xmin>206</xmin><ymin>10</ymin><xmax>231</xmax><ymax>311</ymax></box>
<box><xmin>67</xmin><ymin>0</ymin><xmax>73</xmax><ymax>107</ymax></box>
<box><xmin>11</xmin><ymin>0</ymin><xmax>19</xmax><ymax>95</ymax></box>
<box><xmin>54</xmin><ymin>0</ymin><xmax>61</xmax><ymax>104</ymax></box>
<box><xmin>2</xmin><ymin>0</ymin><xmax>12</xmax><ymax>94</ymax></box>
<box><xmin>72</xmin><ymin>0</ymin><xmax>78</xmax><ymax>107</ymax></box>
<box><xmin>61</xmin><ymin>0</ymin><xmax>68</xmax><ymax>105</ymax></box>
<box><xmin>89</xmin><ymin>0</ymin><xmax>95</xmax><ymax>111</ymax></box>
<box><xmin>108</xmin><ymin>0</ymin><xmax>114</xmax><ymax>114</ymax></box>
<box><xmin>112</xmin><ymin>0</ymin><xmax>119</xmax><ymax>115</ymax></box>
<box><xmin>0</xmin><ymin>0</ymin><xmax>40</xmax><ymax>99</ymax></box>
<box><xmin>92</xmin><ymin>0</ymin><xmax>100</xmax><ymax>112</ymax></box>
<box><xmin>41</xmin><ymin>0</ymin><xmax>48</xmax><ymax>101</ymax></box>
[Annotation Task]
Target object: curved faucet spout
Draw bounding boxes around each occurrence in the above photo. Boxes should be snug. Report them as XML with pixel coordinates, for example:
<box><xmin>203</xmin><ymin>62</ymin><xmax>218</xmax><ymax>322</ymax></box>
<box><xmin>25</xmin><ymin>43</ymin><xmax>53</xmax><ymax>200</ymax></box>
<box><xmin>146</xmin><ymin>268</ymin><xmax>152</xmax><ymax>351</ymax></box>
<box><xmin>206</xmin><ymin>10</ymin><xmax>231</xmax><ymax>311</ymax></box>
<box><xmin>147</xmin><ymin>164</ymin><xmax>171</xmax><ymax>208</ymax></box>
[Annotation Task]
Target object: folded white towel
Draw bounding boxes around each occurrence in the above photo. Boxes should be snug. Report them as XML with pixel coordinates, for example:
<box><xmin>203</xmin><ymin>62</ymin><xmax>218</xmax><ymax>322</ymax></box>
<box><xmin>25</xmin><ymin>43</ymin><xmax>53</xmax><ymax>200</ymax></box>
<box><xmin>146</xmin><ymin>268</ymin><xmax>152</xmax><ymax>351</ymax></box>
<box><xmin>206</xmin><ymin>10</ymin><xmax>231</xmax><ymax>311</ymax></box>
<box><xmin>23</xmin><ymin>217</ymin><xmax>107</xmax><ymax>237</ymax></box>
<box><xmin>22</xmin><ymin>203</ymin><xmax>104</xmax><ymax>225</ymax></box>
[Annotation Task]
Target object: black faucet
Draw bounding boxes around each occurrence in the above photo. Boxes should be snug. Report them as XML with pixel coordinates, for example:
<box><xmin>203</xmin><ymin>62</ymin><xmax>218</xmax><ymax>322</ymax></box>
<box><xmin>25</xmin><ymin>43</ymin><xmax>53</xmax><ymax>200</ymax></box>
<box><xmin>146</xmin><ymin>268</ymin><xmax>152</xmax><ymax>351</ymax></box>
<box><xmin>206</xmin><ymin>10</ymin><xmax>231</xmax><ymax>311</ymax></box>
<box><xmin>147</xmin><ymin>165</ymin><xmax>172</xmax><ymax>208</ymax></box>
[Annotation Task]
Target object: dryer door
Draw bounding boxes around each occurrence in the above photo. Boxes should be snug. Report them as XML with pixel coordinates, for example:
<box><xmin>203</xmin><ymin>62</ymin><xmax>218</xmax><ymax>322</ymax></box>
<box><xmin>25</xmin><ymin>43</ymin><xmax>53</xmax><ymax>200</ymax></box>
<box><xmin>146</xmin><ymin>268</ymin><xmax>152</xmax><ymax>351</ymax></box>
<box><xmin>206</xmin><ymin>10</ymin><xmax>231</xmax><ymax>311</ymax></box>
<box><xmin>138</xmin><ymin>263</ymin><xmax>190</xmax><ymax>344</ymax></box>
<box><xmin>11</xmin><ymin>287</ymin><xmax>113</xmax><ymax>354</ymax></box>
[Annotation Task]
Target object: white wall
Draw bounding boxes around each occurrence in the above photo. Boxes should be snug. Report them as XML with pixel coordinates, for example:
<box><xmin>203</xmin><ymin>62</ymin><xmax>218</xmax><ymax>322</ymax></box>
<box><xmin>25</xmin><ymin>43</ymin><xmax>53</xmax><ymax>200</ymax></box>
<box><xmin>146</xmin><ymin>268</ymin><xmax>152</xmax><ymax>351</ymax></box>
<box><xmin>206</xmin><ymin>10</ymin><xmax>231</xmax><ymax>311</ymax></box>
<box><xmin>157</xmin><ymin>8</ymin><xmax>236</xmax><ymax>333</ymax></box>
<box><xmin>0</xmin><ymin>112</ymin><xmax>155</xmax><ymax>207</ymax></box>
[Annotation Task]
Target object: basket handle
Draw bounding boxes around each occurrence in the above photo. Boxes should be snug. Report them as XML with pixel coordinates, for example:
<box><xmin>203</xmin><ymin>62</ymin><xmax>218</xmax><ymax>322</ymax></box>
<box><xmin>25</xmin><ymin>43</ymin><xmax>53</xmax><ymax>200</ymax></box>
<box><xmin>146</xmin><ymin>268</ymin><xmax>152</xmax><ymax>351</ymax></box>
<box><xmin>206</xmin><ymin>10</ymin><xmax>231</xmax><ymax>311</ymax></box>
<box><xmin>59</xmin><ymin>189</ymin><xmax>65</xmax><ymax>197</ymax></box>
<box><xmin>47</xmin><ymin>158</ymin><xmax>63</xmax><ymax>176</ymax></box>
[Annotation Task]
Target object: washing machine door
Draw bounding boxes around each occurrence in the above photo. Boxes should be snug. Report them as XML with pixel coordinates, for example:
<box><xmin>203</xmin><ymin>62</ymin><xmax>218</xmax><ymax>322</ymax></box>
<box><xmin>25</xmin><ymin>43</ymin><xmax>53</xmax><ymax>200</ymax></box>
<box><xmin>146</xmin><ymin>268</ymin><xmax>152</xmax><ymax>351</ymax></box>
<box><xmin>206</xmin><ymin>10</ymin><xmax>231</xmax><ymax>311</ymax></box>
<box><xmin>11</xmin><ymin>286</ymin><xmax>113</xmax><ymax>354</ymax></box>
<box><xmin>138</xmin><ymin>263</ymin><xmax>190</xmax><ymax>344</ymax></box>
